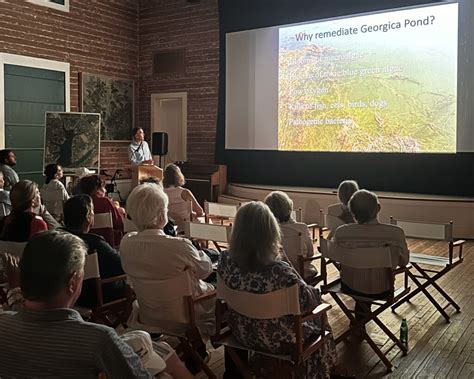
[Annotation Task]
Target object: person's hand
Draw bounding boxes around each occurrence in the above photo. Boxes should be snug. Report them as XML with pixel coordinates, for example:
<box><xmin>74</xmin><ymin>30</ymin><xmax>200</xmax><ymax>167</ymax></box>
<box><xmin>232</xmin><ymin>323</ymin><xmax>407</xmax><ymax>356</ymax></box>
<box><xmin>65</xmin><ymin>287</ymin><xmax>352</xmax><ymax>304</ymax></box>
<box><xmin>1</xmin><ymin>253</ymin><xmax>20</xmax><ymax>289</ymax></box>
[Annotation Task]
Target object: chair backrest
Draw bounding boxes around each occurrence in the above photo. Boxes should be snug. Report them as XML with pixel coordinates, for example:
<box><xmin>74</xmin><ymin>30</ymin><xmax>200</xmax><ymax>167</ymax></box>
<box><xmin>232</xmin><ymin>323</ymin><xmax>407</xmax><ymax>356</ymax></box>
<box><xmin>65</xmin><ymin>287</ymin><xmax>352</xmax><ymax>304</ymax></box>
<box><xmin>168</xmin><ymin>200</ymin><xmax>193</xmax><ymax>231</ymax></box>
<box><xmin>184</xmin><ymin>221</ymin><xmax>231</xmax><ymax>243</ymax></box>
<box><xmin>291</xmin><ymin>208</ymin><xmax>302</xmax><ymax>222</ymax></box>
<box><xmin>281</xmin><ymin>232</ymin><xmax>304</xmax><ymax>271</ymax></box>
<box><xmin>92</xmin><ymin>212</ymin><xmax>113</xmax><ymax>229</ymax></box>
<box><xmin>320</xmin><ymin>237</ymin><xmax>393</xmax><ymax>269</ymax></box>
<box><xmin>84</xmin><ymin>252</ymin><xmax>101</xmax><ymax>280</ymax></box>
<box><xmin>390</xmin><ymin>217</ymin><xmax>452</xmax><ymax>241</ymax></box>
<box><xmin>217</xmin><ymin>274</ymin><xmax>301</xmax><ymax>318</ymax></box>
<box><xmin>129</xmin><ymin>270</ymin><xmax>194</xmax><ymax>324</ymax></box>
<box><xmin>204</xmin><ymin>201</ymin><xmax>238</xmax><ymax>219</ymax></box>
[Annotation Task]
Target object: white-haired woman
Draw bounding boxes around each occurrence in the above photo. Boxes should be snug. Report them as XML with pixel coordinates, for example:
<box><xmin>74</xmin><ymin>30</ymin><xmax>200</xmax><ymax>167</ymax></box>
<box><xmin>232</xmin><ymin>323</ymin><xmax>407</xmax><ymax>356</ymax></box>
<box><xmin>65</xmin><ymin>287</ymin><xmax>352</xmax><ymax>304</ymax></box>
<box><xmin>264</xmin><ymin>191</ymin><xmax>317</xmax><ymax>278</ymax></box>
<box><xmin>120</xmin><ymin>183</ymin><xmax>214</xmax><ymax>337</ymax></box>
<box><xmin>218</xmin><ymin>202</ymin><xmax>336</xmax><ymax>378</ymax></box>
<box><xmin>328</xmin><ymin>180</ymin><xmax>359</xmax><ymax>224</ymax></box>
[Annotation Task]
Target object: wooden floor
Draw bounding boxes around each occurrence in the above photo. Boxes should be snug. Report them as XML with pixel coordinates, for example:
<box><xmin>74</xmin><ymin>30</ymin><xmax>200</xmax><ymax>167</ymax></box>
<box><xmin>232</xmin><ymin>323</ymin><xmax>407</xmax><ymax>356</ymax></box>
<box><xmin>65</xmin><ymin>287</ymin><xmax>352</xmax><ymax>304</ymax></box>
<box><xmin>197</xmin><ymin>239</ymin><xmax>474</xmax><ymax>378</ymax></box>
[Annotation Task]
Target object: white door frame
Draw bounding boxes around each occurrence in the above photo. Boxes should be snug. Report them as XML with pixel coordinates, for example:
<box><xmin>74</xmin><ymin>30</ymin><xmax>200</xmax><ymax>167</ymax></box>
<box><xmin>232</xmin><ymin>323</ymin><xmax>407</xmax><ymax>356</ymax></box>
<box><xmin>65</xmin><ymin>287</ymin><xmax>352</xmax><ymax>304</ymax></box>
<box><xmin>0</xmin><ymin>53</ymin><xmax>70</xmax><ymax>148</ymax></box>
<box><xmin>150</xmin><ymin>92</ymin><xmax>187</xmax><ymax>162</ymax></box>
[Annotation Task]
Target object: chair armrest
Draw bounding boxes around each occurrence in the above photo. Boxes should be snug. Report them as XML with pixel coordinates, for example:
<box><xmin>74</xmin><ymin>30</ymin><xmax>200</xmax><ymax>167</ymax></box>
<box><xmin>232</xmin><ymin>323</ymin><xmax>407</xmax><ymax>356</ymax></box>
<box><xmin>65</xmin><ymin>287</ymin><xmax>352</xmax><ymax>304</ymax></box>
<box><xmin>302</xmin><ymin>253</ymin><xmax>322</xmax><ymax>263</ymax></box>
<box><xmin>193</xmin><ymin>289</ymin><xmax>217</xmax><ymax>304</ymax></box>
<box><xmin>301</xmin><ymin>303</ymin><xmax>331</xmax><ymax>322</ymax></box>
<box><xmin>307</xmin><ymin>223</ymin><xmax>319</xmax><ymax>229</ymax></box>
<box><xmin>100</xmin><ymin>274</ymin><xmax>128</xmax><ymax>285</ymax></box>
<box><xmin>453</xmin><ymin>240</ymin><xmax>466</xmax><ymax>247</ymax></box>
<box><xmin>394</xmin><ymin>264</ymin><xmax>411</xmax><ymax>275</ymax></box>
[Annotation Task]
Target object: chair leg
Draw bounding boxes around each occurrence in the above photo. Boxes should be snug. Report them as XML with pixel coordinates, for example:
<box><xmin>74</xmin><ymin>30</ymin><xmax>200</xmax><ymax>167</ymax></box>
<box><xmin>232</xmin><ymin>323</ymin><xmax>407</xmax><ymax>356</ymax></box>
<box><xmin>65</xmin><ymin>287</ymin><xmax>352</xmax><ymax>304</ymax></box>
<box><xmin>372</xmin><ymin>316</ymin><xmax>408</xmax><ymax>355</ymax></box>
<box><xmin>181</xmin><ymin>338</ymin><xmax>216</xmax><ymax>379</ymax></box>
<box><xmin>225</xmin><ymin>347</ymin><xmax>252</xmax><ymax>379</ymax></box>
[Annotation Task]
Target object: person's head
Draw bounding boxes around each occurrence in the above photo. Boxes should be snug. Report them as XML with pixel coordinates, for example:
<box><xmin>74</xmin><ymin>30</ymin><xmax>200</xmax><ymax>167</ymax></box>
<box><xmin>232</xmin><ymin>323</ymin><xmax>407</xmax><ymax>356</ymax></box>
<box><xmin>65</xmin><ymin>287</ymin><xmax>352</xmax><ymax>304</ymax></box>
<box><xmin>337</xmin><ymin>180</ymin><xmax>359</xmax><ymax>206</ymax></box>
<box><xmin>264</xmin><ymin>191</ymin><xmax>294</xmax><ymax>223</ymax></box>
<box><xmin>78</xmin><ymin>175</ymin><xmax>105</xmax><ymax>197</ymax></box>
<box><xmin>126</xmin><ymin>183</ymin><xmax>168</xmax><ymax>231</ymax></box>
<box><xmin>229</xmin><ymin>201</ymin><xmax>281</xmax><ymax>271</ymax></box>
<box><xmin>44</xmin><ymin>164</ymin><xmax>63</xmax><ymax>184</ymax></box>
<box><xmin>162</xmin><ymin>164</ymin><xmax>185</xmax><ymax>188</ymax></box>
<box><xmin>63</xmin><ymin>195</ymin><xmax>94</xmax><ymax>233</ymax></box>
<box><xmin>132</xmin><ymin>127</ymin><xmax>145</xmax><ymax>142</ymax></box>
<box><xmin>10</xmin><ymin>180</ymin><xmax>41</xmax><ymax>213</ymax></box>
<box><xmin>348</xmin><ymin>189</ymin><xmax>381</xmax><ymax>224</ymax></box>
<box><xmin>0</xmin><ymin>171</ymin><xmax>4</xmax><ymax>189</ymax></box>
<box><xmin>20</xmin><ymin>230</ymin><xmax>87</xmax><ymax>308</ymax></box>
<box><xmin>0</xmin><ymin>149</ymin><xmax>16</xmax><ymax>166</ymax></box>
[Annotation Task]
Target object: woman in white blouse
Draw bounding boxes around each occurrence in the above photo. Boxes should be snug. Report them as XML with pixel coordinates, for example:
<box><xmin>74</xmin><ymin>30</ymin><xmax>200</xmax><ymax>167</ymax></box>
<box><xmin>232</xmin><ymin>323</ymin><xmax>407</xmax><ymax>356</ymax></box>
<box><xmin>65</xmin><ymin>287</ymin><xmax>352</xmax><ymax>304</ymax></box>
<box><xmin>40</xmin><ymin>164</ymin><xmax>69</xmax><ymax>222</ymax></box>
<box><xmin>120</xmin><ymin>183</ymin><xmax>214</xmax><ymax>337</ymax></box>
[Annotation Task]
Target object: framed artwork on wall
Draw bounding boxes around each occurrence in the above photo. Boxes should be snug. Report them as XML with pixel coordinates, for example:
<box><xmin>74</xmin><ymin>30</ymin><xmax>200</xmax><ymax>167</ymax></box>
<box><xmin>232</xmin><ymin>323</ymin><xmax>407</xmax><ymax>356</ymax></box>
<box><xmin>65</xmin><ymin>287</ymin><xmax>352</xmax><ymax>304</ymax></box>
<box><xmin>79</xmin><ymin>73</ymin><xmax>134</xmax><ymax>141</ymax></box>
<box><xmin>44</xmin><ymin>112</ymin><xmax>101</xmax><ymax>172</ymax></box>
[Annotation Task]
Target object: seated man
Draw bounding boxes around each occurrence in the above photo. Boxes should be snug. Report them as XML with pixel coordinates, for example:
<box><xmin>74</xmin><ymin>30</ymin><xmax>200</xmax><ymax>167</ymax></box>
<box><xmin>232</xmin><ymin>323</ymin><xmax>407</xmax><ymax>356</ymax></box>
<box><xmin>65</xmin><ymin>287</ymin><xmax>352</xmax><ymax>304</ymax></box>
<box><xmin>332</xmin><ymin>190</ymin><xmax>409</xmax><ymax>319</ymax></box>
<box><xmin>62</xmin><ymin>194</ymin><xmax>127</xmax><ymax>307</ymax></box>
<box><xmin>0</xmin><ymin>230</ymin><xmax>152</xmax><ymax>378</ymax></box>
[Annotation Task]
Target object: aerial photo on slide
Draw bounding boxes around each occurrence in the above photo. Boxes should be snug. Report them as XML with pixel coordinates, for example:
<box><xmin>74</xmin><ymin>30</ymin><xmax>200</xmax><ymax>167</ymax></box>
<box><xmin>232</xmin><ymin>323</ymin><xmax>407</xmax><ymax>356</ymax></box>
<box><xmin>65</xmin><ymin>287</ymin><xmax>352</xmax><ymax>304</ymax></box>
<box><xmin>278</xmin><ymin>3</ymin><xmax>458</xmax><ymax>153</ymax></box>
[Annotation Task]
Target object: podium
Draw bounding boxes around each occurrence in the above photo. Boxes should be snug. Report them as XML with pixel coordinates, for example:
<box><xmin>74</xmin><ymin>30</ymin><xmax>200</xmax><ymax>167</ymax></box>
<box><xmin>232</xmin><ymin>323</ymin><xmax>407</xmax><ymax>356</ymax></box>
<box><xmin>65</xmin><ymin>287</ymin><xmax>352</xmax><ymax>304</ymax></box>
<box><xmin>131</xmin><ymin>164</ymin><xmax>163</xmax><ymax>188</ymax></box>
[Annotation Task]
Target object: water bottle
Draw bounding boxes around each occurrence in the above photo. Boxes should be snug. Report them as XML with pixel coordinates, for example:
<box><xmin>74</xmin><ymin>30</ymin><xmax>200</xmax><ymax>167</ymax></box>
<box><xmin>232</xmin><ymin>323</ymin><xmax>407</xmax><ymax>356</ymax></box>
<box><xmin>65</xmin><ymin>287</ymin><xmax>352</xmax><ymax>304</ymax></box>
<box><xmin>400</xmin><ymin>318</ymin><xmax>408</xmax><ymax>347</ymax></box>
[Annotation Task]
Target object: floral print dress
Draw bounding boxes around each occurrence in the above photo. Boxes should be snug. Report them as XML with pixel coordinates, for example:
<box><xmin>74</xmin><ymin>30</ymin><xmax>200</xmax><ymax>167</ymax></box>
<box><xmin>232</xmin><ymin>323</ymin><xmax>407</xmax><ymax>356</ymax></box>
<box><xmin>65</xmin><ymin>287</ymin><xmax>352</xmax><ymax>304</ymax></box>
<box><xmin>218</xmin><ymin>251</ymin><xmax>337</xmax><ymax>378</ymax></box>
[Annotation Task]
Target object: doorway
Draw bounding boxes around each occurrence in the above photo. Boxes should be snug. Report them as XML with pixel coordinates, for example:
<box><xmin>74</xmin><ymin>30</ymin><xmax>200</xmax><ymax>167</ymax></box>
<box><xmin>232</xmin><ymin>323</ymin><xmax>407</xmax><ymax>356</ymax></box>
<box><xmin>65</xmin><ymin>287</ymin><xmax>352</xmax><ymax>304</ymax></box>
<box><xmin>151</xmin><ymin>92</ymin><xmax>187</xmax><ymax>166</ymax></box>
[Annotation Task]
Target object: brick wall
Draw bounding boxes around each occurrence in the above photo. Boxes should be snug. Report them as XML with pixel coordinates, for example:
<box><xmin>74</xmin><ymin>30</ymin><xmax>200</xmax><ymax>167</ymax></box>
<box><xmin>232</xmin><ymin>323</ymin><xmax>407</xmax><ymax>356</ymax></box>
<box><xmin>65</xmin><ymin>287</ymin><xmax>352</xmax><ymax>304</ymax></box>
<box><xmin>0</xmin><ymin>0</ymin><xmax>139</xmax><ymax>175</ymax></box>
<box><xmin>138</xmin><ymin>0</ymin><xmax>219</xmax><ymax>164</ymax></box>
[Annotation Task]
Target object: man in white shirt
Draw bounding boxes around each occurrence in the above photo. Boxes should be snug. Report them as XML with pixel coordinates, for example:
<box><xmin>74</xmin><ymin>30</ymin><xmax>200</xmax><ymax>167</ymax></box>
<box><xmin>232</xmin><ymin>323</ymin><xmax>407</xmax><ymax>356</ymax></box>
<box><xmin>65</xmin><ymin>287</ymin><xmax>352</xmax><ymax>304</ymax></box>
<box><xmin>120</xmin><ymin>183</ymin><xmax>214</xmax><ymax>337</ymax></box>
<box><xmin>129</xmin><ymin>128</ymin><xmax>153</xmax><ymax>165</ymax></box>
<box><xmin>332</xmin><ymin>189</ymin><xmax>409</xmax><ymax>320</ymax></box>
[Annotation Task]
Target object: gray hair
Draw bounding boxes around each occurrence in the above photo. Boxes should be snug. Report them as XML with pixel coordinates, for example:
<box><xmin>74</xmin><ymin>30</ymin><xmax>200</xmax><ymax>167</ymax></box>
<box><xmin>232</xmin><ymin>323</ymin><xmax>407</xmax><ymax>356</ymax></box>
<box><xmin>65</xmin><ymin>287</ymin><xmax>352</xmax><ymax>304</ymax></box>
<box><xmin>20</xmin><ymin>230</ymin><xmax>87</xmax><ymax>302</ymax></box>
<box><xmin>348</xmin><ymin>189</ymin><xmax>379</xmax><ymax>224</ymax></box>
<box><xmin>126</xmin><ymin>183</ymin><xmax>168</xmax><ymax>231</ymax></box>
<box><xmin>264</xmin><ymin>191</ymin><xmax>293</xmax><ymax>223</ymax></box>
<box><xmin>338</xmin><ymin>180</ymin><xmax>359</xmax><ymax>205</ymax></box>
<box><xmin>229</xmin><ymin>201</ymin><xmax>281</xmax><ymax>270</ymax></box>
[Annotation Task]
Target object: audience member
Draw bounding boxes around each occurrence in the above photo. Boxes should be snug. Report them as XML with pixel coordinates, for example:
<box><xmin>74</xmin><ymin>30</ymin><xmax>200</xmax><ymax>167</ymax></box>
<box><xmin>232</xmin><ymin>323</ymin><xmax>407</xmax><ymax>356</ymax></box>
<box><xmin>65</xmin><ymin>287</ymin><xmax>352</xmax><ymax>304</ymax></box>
<box><xmin>0</xmin><ymin>230</ymin><xmax>152</xmax><ymax>378</ymax></box>
<box><xmin>78</xmin><ymin>174</ymin><xmax>124</xmax><ymax>239</ymax></box>
<box><xmin>41</xmin><ymin>163</ymin><xmax>69</xmax><ymax>221</ymax></box>
<box><xmin>218</xmin><ymin>202</ymin><xmax>336</xmax><ymax>378</ymax></box>
<box><xmin>1</xmin><ymin>180</ymin><xmax>47</xmax><ymax>242</ymax></box>
<box><xmin>332</xmin><ymin>189</ymin><xmax>409</xmax><ymax>320</ymax></box>
<box><xmin>264</xmin><ymin>191</ymin><xmax>317</xmax><ymax>278</ymax></box>
<box><xmin>129</xmin><ymin>127</ymin><xmax>153</xmax><ymax>166</ymax></box>
<box><xmin>0</xmin><ymin>171</ymin><xmax>12</xmax><ymax>218</ymax></box>
<box><xmin>163</xmin><ymin>163</ymin><xmax>204</xmax><ymax>232</ymax></box>
<box><xmin>63</xmin><ymin>194</ymin><xmax>127</xmax><ymax>308</ymax></box>
<box><xmin>328</xmin><ymin>180</ymin><xmax>359</xmax><ymax>223</ymax></box>
<box><xmin>121</xmin><ymin>183</ymin><xmax>214</xmax><ymax>337</ymax></box>
<box><xmin>0</xmin><ymin>149</ymin><xmax>19</xmax><ymax>191</ymax></box>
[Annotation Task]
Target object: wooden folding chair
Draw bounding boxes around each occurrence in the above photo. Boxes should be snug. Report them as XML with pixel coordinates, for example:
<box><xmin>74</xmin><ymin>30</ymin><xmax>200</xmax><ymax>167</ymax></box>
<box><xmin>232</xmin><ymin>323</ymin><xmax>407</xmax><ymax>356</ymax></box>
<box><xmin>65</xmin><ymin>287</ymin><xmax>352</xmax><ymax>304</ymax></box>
<box><xmin>281</xmin><ymin>231</ymin><xmax>323</xmax><ymax>285</ymax></box>
<box><xmin>204</xmin><ymin>201</ymin><xmax>238</xmax><ymax>225</ymax></box>
<box><xmin>77</xmin><ymin>252</ymin><xmax>134</xmax><ymax>328</ymax></box>
<box><xmin>213</xmin><ymin>274</ymin><xmax>332</xmax><ymax>379</ymax></box>
<box><xmin>320</xmin><ymin>237</ymin><xmax>411</xmax><ymax>372</ymax></box>
<box><xmin>184</xmin><ymin>221</ymin><xmax>232</xmax><ymax>252</ymax></box>
<box><xmin>389</xmin><ymin>218</ymin><xmax>465</xmax><ymax>323</ymax></box>
<box><xmin>126</xmin><ymin>270</ymin><xmax>217</xmax><ymax>379</ymax></box>
<box><xmin>91</xmin><ymin>212</ymin><xmax>115</xmax><ymax>247</ymax></box>
<box><xmin>168</xmin><ymin>200</ymin><xmax>193</xmax><ymax>233</ymax></box>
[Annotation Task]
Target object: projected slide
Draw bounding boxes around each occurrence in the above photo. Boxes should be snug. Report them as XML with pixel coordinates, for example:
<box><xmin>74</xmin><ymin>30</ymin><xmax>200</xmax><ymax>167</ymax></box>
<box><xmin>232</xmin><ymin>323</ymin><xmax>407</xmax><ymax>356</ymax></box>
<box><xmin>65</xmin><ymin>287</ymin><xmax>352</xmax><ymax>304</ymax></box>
<box><xmin>278</xmin><ymin>4</ymin><xmax>458</xmax><ymax>153</ymax></box>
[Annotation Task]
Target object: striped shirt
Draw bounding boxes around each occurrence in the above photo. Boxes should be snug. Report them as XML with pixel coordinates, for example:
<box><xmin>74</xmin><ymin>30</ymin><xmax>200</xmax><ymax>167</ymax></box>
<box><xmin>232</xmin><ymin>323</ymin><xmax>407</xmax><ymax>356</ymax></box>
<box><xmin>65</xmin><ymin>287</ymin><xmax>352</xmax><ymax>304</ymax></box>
<box><xmin>0</xmin><ymin>308</ymin><xmax>152</xmax><ymax>378</ymax></box>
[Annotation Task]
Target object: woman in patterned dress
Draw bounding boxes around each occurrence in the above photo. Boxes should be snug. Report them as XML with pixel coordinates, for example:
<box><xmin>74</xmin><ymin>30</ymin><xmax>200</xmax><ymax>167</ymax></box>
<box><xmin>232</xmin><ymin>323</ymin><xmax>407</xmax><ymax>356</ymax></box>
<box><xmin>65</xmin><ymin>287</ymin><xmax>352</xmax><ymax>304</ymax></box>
<box><xmin>218</xmin><ymin>201</ymin><xmax>337</xmax><ymax>378</ymax></box>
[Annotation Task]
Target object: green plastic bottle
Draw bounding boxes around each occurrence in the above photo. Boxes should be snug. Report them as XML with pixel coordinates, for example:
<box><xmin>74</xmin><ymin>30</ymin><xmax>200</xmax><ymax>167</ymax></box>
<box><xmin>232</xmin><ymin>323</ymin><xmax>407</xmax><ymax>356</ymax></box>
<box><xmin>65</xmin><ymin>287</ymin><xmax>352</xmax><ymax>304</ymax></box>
<box><xmin>400</xmin><ymin>318</ymin><xmax>408</xmax><ymax>347</ymax></box>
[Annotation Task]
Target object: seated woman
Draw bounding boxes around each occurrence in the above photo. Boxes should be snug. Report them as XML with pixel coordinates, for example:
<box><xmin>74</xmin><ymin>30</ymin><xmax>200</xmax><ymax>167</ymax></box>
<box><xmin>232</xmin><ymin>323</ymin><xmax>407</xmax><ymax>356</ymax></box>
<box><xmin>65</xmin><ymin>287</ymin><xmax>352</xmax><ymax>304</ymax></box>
<box><xmin>120</xmin><ymin>183</ymin><xmax>214</xmax><ymax>337</ymax></box>
<box><xmin>0</xmin><ymin>180</ymin><xmax>47</xmax><ymax>242</ymax></box>
<box><xmin>40</xmin><ymin>164</ymin><xmax>69</xmax><ymax>222</ymax></box>
<box><xmin>162</xmin><ymin>164</ymin><xmax>204</xmax><ymax>232</ymax></box>
<box><xmin>0</xmin><ymin>172</ymin><xmax>12</xmax><ymax>218</ymax></box>
<box><xmin>328</xmin><ymin>180</ymin><xmax>359</xmax><ymax>224</ymax></box>
<box><xmin>264</xmin><ymin>191</ymin><xmax>317</xmax><ymax>278</ymax></box>
<box><xmin>78</xmin><ymin>175</ymin><xmax>124</xmax><ymax>243</ymax></box>
<box><xmin>218</xmin><ymin>202</ymin><xmax>336</xmax><ymax>378</ymax></box>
